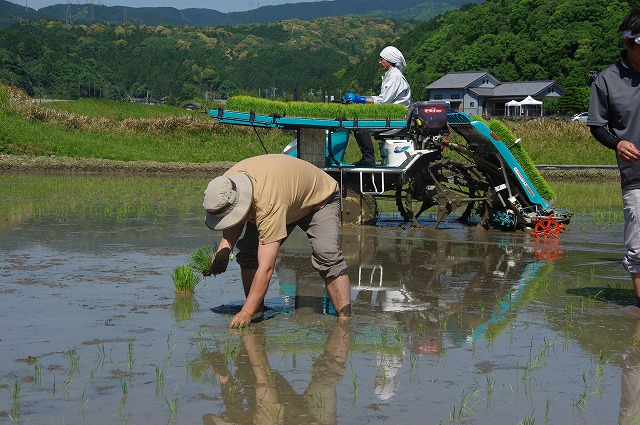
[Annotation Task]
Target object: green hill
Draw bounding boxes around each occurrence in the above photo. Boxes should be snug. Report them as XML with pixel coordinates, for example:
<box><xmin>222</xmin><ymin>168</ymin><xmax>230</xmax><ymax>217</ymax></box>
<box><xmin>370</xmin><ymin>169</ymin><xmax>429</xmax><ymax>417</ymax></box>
<box><xmin>2</xmin><ymin>0</ymin><xmax>637</xmax><ymax>111</ymax></box>
<box><xmin>335</xmin><ymin>0</ymin><xmax>637</xmax><ymax>104</ymax></box>
<box><xmin>0</xmin><ymin>0</ymin><xmax>481</xmax><ymax>28</ymax></box>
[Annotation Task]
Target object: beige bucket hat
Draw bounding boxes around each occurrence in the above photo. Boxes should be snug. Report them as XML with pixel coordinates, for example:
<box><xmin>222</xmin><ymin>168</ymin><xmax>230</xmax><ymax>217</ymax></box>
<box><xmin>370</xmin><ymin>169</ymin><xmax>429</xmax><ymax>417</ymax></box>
<box><xmin>203</xmin><ymin>173</ymin><xmax>253</xmax><ymax>230</ymax></box>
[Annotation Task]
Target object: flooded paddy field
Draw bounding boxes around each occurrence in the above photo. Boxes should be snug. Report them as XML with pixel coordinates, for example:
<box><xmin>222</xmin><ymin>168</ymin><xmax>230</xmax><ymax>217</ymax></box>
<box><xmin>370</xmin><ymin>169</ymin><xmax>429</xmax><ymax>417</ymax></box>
<box><xmin>0</xmin><ymin>172</ymin><xmax>637</xmax><ymax>424</ymax></box>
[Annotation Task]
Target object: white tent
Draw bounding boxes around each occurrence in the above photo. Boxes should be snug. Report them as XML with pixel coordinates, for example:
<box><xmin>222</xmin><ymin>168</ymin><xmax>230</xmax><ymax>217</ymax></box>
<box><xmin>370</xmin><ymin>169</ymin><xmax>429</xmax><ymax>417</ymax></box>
<box><xmin>505</xmin><ymin>99</ymin><xmax>521</xmax><ymax>117</ymax></box>
<box><xmin>519</xmin><ymin>95</ymin><xmax>543</xmax><ymax>116</ymax></box>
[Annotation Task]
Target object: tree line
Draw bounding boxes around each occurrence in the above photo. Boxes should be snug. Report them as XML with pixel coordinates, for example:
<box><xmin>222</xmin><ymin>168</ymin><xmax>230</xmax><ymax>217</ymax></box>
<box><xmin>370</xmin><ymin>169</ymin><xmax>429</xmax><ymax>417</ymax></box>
<box><xmin>1</xmin><ymin>0</ymin><xmax>638</xmax><ymax>112</ymax></box>
<box><xmin>335</xmin><ymin>0</ymin><xmax>640</xmax><ymax>113</ymax></box>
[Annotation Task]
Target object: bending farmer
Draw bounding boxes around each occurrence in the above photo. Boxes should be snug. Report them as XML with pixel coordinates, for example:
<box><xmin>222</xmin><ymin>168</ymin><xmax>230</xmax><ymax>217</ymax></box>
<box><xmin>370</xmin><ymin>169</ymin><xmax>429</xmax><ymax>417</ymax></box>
<box><xmin>343</xmin><ymin>46</ymin><xmax>412</xmax><ymax>166</ymax></box>
<box><xmin>202</xmin><ymin>154</ymin><xmax>351</xmax><ymax>328</ymax></box>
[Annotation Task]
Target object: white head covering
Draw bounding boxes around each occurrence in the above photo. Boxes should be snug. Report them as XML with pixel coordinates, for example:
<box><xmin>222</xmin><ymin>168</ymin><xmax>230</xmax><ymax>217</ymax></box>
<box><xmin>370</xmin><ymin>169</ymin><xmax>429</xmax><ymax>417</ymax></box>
<box><xmin>623</xmin><ymin>30</ymin><xmax>640</xmax><ymax>44</ymax></box>
<box><xmin>380</xmin><ymin>46</ymin><xmax>407</xmax><ymax>71</ymax></box>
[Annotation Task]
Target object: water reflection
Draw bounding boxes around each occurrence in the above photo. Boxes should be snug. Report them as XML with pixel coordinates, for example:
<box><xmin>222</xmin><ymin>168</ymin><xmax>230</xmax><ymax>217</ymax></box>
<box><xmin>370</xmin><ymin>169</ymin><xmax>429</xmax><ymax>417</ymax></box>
<box><xmin>620</xmin><ymin>319</ymin><xmax>640</xmax><ymax>425</ymax></box>
<box><xmin>194</xmin><ymin>320</ymin><xmax>351</xmax><ymax>425</ymax></box>
<box><xmin>277</xmin><ymin>228</ymin><xmax>556</xmax><ymax>349</ymax></box>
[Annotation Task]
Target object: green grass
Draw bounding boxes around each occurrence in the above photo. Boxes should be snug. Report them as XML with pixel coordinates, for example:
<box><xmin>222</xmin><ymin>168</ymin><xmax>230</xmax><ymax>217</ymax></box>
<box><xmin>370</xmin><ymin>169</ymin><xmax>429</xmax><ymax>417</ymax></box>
<box><xmin>0</xmin><ymin>109</ymin><xmax>291</xmax><ymax>162</ymax></box>
<box><xmin>0</xmin><ymin>83</ymin><xmax>618</xmax><ymax>166</ymax></box>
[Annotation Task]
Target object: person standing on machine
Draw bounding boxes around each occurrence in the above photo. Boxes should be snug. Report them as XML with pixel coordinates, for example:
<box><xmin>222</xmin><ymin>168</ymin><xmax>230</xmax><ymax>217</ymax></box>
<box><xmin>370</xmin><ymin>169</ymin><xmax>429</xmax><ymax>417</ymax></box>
<box><xmin>343</xmin><ymin>46</ymin><xmax>412</xmax><ymax>166</ymax></box>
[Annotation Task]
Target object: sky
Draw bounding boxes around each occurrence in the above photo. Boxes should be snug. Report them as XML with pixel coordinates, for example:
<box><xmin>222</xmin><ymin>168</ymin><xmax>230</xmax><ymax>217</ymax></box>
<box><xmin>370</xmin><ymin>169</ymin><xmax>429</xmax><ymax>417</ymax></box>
<box><xmin>20</xmin><ymin>0</ymin><xmax>321</xmax><ymax>13</ymax></box>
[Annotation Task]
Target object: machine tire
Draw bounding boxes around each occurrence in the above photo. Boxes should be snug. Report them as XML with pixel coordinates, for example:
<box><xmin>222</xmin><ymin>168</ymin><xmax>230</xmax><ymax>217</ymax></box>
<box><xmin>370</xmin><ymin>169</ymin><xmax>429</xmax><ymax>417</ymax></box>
<box><xmin>341</xmin><ymin>187</ymin><xmax>379</xmax><ymax>226</ymax></box>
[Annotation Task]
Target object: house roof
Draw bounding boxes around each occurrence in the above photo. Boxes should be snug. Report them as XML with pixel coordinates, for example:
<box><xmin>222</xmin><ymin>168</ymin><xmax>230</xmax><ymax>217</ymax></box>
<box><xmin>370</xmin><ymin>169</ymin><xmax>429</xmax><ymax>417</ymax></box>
<box><xmin>490</xmin><ymin>81</ymin><xmax>558</xmax><ymax>97</ymax></box>
<box><xmin>466</xmin><ymin>81</ymin><xmax>561</xmax><ymax>99</ymax></box>
<box><xmin>427</xmin><ymin>70</ymin><xmax>562</xmax><ymax>99</ymax></box>
<box><xmin>426</xmin><ymin>71</ymin><xmax>499</xmax><ymax>89</ymax></box>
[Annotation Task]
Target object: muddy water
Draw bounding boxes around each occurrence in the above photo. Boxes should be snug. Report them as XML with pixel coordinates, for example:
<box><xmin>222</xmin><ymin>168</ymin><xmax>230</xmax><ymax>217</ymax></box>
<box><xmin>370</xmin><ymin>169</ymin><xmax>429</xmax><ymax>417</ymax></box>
<box><xmin>0</xmin><ymin>173</ymin><xmax>638</xmax><ymax>424</ymax></box>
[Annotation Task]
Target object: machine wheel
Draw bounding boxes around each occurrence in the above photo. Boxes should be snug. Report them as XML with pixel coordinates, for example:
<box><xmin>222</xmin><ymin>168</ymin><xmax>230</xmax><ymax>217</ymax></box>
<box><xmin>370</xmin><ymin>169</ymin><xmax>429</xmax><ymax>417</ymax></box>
<box><xmin>532</xmin><ymin>216</ymin><xmax>563</xmax><ymax>238</ymax></box>
<box><xmin>428</xmin><ymin>158</ymin><xmax>490</xmax><ymax>228</ymax></box>
<box><xmin>395</xmin><ymin>184</ymin><xmax>435</xmax><ymax>227</ymax></box>
<box><xmin>341</xmin><ymin>187</ymin><xmax>379</xmax><ymax>226</ymax></box>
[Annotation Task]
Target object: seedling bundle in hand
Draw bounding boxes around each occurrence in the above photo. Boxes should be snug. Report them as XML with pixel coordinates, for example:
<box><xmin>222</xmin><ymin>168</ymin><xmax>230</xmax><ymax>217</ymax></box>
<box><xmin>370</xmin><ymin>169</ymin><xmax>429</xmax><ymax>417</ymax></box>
<box><xmin>171</xmin><ymin>244</ymin><xmax>217</xmax><ymax>294</ymax></box>
<box><xmin>189</xmin><ymin>244</ymin><xmax>217</xmax><ymax>276</ymax></box>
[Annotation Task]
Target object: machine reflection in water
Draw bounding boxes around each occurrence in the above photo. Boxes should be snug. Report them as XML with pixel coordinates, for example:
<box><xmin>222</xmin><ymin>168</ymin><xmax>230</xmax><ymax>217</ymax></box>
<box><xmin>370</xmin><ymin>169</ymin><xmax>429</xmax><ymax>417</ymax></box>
<box><xmin>277</xmin><ymin>227</ymin><xmax>561</xmax><ymax>352</ymax></box>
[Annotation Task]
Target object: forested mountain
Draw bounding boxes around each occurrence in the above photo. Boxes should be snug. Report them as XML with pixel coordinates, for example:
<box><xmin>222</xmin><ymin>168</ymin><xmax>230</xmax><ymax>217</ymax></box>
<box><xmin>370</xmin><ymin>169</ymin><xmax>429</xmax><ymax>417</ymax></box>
<box><xmin>1</xmin><ymin>0</ymin><xmax>639</xmax><ymax>110</ymax></box>
<box><xmin>0</xmin><ymin>16</ymin><xmax>412</xmax><ymax>100</ymax></box>
<box><xmin>335</xmin><ymin>0</ymin><xmax>640</xmax><ymax>109</ymax></box>
<box><xmin>0</xmin><ymin>0</ymin><xmax>481</xmax><ymax>28</ymax></box>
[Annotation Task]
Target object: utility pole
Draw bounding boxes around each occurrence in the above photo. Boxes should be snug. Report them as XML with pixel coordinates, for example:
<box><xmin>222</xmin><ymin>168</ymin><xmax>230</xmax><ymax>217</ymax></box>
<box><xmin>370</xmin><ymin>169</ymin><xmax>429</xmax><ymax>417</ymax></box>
<box><xmin>65</xmin><ymin>0</ymin><xmax>72</xmax><ymax>24</ymax></box>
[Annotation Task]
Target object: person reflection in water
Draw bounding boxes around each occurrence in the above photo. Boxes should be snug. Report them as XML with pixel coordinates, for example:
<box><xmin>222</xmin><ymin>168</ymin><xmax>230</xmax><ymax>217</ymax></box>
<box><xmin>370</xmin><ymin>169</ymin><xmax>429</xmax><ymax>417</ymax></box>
<box><xmin>201</xmin><ymin>320</ymin><xmax>351</xmax><ymax>425</ymax></box>
<box><xmin>619</xmin><ymin>318</ymin><xmax>640</xmax><ymax>425</ymax></box>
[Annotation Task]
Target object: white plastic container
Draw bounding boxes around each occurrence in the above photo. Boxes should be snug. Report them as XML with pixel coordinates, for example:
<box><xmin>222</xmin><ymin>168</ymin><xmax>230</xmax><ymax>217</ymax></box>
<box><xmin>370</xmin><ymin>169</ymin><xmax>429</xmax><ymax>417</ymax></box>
<box><xmin>379</xmin><ymin>140</ymin><xmax>414</xmax><ymax>166</ymax></box>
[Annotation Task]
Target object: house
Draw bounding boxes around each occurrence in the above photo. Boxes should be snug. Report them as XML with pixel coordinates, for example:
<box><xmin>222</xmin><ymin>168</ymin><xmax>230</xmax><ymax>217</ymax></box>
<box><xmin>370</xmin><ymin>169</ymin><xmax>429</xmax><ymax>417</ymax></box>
<box><xmin>182</xmin><ymin>102</ymin><xmax>203</xmax><ymax>111</ymax></box>
<box><xmin>425</xmin><ymin>71</ymin><xmax>563</xmax><ymax>117</ymax></box>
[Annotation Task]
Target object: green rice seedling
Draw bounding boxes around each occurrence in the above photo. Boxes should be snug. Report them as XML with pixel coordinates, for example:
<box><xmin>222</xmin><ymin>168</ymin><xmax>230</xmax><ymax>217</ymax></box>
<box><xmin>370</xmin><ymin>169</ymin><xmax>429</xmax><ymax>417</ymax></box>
<box><xmin>33</xmin><ymin>362</ymin><xmax>42</xmax><ymax>390</ymax></box>
<box><xmin>311</xmin><ymin>392</ymin><xmax>325</xmax><ymax>408</ymax></box>
<box><xmin>518</xmin><ymin>412</ymin><xmax>536</xmax><ymax>425</ymax></box>
<box><xmin>120</xmin><ymin>380</ymin><xmax>128</xmax><ymax>408</ymax></box>
<box><xmin>64</xmin><ymin>349</ymin><xmax>80</xmax><ymax>378</ymax></box>
<box><xmin>127</xmin><ymin>337</ymin><xmax>135</xmax><ymax>371</ymax></box>
<box><xmin>9</xmin><ymin>381</ymin><xmax>21</xmax><ymax>423</ymax></box>
<box><xmin>408</xmin><ymin>353</ymin><xmax>420</xmax><ymax>380</ymax></box>
<box><xmin>81</xmin><ymin>384</ymin><xmax>89</xmax><ymax>407</ymax></box>
<box><xmin>437</xmin><ymin>313</ymin><xmax>448</xmax><ymax>331</ymax></box>
<box><xmin>60</xmin><ymin>378</ymin><xmax>72</xmax><ymax>400</ymax></box>
<box><xmin>449</xmin><ymin>389</ymin><xmax>480</xmax><ymax>423</ymax></box>
<box><xmin>167</xmin><ymin>343</ymin><xmax>177</xmax><ymax>364</ymax></box>
<box><xmin>483</xmin><ymin>117</ymin><xmax>555</xmax><ymax>201</ymax></box>
<box><xmin>155</xmin><ymin>366</ymin><xmax>164</xmax><ymax>390</ymax></box>
<box><xmin>165</xmin><ymin>395</ymin><xmax>178</xmax><ymax>415</ymax></box>
<box><xmin>485</xmin><ymin>372</ymin><xmax>497</xmax><ymax>396</ymax></box>
<box><xmin>172</xmin><ymin>264</ymin><xmax>202</xmax><ymax>294</ymax></box>
<box><xmin>96</xmin><ymin>344</ymin><xmax>106</xmax><ymax>363</ymax></box>
<box><xmin>225</xmin><ymin>95</ymin><xmax>407</xmax><ymax>120</ymax></box>
<box><xmin>349</xmin><ymin>361</ymin><xmax>358</xmax><ymax>398</ymax></box>
<box><xmin>165</xmin><ymin>384</ymin><xmax>180</xmax><ymax>419</ymax></box>
<box><xmin>545</xmin><ymin>397</ymin><xmax>551</xmax><ymax>425</ymax></box>
<box><xmin>190</xmin><ymin>244</ymin><xmax>217</xmax><ymax>276</ymax></box>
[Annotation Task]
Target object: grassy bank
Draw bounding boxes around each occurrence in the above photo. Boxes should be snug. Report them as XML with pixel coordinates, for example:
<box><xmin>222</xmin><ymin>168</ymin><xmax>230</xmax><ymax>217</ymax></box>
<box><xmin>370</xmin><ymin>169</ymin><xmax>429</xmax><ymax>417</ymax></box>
<box><xmin>0</xmin><ymin>84</ymin><xmax>616</xmax><ymax>166</ymax></box>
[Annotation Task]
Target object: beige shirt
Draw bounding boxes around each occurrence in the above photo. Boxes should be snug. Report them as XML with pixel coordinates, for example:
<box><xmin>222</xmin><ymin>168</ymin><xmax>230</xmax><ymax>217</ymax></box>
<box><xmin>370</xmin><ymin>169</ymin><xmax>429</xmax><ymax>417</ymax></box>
<box><xmin>224</xmin><ymin>154</ymin><xmax>338</xmax><ymax>244</ymax></box>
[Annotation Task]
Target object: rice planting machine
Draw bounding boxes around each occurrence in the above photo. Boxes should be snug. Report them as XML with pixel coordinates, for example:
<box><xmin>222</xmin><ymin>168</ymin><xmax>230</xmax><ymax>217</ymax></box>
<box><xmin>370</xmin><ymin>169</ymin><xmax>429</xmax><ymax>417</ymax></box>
<box><xmin>212</xmin><ymin>101</ymin><xmax>572</xmax><ymax>237</ymax></box>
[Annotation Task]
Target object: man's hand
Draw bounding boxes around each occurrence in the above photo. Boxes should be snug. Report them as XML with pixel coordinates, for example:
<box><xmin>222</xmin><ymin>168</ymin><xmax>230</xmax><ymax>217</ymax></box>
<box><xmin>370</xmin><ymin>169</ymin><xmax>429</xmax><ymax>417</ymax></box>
<box><xmin>617</xmin><ymin>140</ymin><xmax>640</xmax><ymax>162</ymax></box>
<box><xmin>205</xmin><ymin>247</ymin><xmax>231</xmax><ymax>276</ymax></box>
<box><xmin>229</xmin><ymin>309</ymin><xmax>253</xmax><ymax>329</ymax></box>
<box><xmin>342</xmin><ymin>92</ymin><xmax>367</xmax><ymax>104</ymax></box>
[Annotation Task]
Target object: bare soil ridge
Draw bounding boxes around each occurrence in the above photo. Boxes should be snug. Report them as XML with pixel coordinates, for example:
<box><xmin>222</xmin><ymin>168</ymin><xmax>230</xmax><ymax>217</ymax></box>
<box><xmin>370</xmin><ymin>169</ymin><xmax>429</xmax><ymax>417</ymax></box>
<box><xmin>0</xmin><ymin>154</ymin><xmax>234</xmax><ymax>177</ymax></box>
<box><xmin>0</xmin><ymin>154</ymin><xmax>619</xmax><ymax>181</ymax></box>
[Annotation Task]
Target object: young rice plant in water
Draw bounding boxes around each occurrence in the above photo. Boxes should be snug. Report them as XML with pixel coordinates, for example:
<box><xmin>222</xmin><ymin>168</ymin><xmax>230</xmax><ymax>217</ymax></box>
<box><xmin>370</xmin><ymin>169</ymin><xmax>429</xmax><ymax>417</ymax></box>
<box><xmin>172</xmin><ymin>265</ymin><xmax>202</xmax><ymax>294</ymax></box>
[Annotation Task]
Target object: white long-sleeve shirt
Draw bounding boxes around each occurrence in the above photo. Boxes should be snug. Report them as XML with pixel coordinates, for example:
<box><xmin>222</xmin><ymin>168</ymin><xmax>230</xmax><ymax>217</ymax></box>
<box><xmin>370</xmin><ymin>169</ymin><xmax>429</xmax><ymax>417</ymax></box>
<box><xmin>371</xmin><ymin>66</ymin><xmax>411</xmax><ymax>106</ymax></box>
